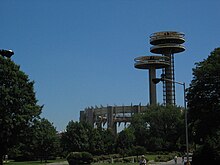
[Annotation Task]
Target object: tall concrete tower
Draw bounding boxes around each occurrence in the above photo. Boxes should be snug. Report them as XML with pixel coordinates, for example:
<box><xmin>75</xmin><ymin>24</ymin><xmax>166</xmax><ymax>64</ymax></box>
<box><xmin>150</xmin><ymin>31</ymin><xmax>185</xmax><ymax>105</ymax></box>
<box><xmin>134</xmin><ymin>31</ymin><xmax>185</xmax><ymax>105</ymax></box>
<box><xmin>134</xmin><ymin>55</ymin><xmax>170</xmax><ymax>105</ymax></box>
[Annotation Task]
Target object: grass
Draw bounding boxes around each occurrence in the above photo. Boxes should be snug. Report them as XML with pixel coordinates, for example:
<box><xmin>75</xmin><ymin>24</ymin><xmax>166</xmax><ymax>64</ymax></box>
<box><xmin>3</xmin><ymin>154</ymin><xmax>158</xmax><ymax>165</ymax></box>
<box><xmin>5</xmin><ymin>163</ymin><xmax>137</xmax><ymax>165</ymax></box>
<box><xmin>3</xmin><ymin>159</ymin><xmax>68</xmax><ymax>165</ymax></box>
<box><xmin>93</xmin><ymin>163</ymin><xmax>138</xmax><ymax>165</ymax></box>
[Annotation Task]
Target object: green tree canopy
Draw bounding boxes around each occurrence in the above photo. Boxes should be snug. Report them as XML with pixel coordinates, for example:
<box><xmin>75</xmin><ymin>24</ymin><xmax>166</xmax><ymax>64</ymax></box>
<box><xmin>100</xmin><ymin>128</ymin><xmax>116</xmax><ymax>154</ymax></box>
<box><xmin>187</xmin><ymin>48</ymin><xmax>220</xmax><ymax>142</ymax></box>
<box><xmin>61</xmin><ymin>121</ymin><xmax>92</xmax><ymax>153</ymax></box>
<box><xmin>0</xmin><ymin>57</ymin><xmax>42</xmax><ymax>165</ymax></box>
<box><xmin>145</xmin><ymin>105</ymin><xmax>184</xmax><ymax>151</ymax></box>
<box><xmin>116</xmin><ymin>128</ymin><xmax>135</xmax><ymax>156</ymax></box>
<box><xmin>187</xmin><ymin>48</ymin><xmax>220</xmax><ymax>164</ymax></box>
<box><xmin>129</xmin><ymin>105</ymin><xmax>184</xmax><ymax>151</ymax></box>
<box><xmin>32</xmin><ymin>118</ymin><xmax>60</xmax><ymax>162</ymax></box>
<box><xmin>9</xmin><ymin>118</ymin><xmax>60</xmax><ymax>162</ymax></box>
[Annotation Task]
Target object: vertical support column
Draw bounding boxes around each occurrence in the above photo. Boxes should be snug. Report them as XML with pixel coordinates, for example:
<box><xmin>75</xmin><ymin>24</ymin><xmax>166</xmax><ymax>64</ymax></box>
<box><xmin>164</xmin><ymin>54</ymin><xmax>174</xmax><ymax>105</ymax></box>
<box><xmin>149</xmin><ymin>68</ymin><xmax>157</xmax><ymax>105</ymax></box>
<box><xmin>79</xmin><ymin>111</ymin><xmax>85</xmax><ymax>122</ymax></box>
<box><xmin>107</xmin><ymin>106</ymin><xmax>117</xmax><ymax>134</ymax></box>
<box><xmin>138</xmin><ymin>103</ymin><xmax>141</xmax><ymax>113</ymax></box>
<box><xmin>86</xmin><ymin>108</ymin><xmax>94</xmax><ymax>126</ymax></box>
<box><xmin>107</xmin><ymin>106</ymin><xmax>113</xmax><ymax>129</ymax></box>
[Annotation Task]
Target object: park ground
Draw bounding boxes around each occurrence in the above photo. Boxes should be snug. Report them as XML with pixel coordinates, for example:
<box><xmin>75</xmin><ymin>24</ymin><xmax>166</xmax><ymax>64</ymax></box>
<box><xmin>3</xmin><ymin>156</ymin><xmax>185</xmax><ymax>165</ymax></box>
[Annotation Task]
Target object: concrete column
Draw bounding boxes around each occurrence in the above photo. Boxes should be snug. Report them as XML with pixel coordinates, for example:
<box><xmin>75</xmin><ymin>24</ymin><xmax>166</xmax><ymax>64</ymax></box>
<box><xmin>86</xmin><ymin>109</ymin><xmax>94</xmax><ymax>126</ymax></box>
<box><xmin>149</xmin><ymin>68</ymin><xmax>157</xmax><ymax>105</ymax></box>
<box><xmin>107</xmin><ymin>106</ymin><xmax>113</xmax><ymax>129</ymax></box>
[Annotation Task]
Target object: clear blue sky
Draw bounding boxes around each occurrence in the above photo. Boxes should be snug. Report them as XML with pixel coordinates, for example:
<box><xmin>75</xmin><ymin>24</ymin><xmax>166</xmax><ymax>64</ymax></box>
<box><xmin>1</xmin><ymin>0</ymin><xmax>220</xmax><ymax>131</ymax></box>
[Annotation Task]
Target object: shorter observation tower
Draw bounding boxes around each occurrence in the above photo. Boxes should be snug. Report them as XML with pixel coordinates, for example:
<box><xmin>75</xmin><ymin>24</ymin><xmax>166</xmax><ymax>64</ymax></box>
<box><xmin>134</xmin><ymin>55</ymin><xmax>170</xmax><ymax>105</ymax></box>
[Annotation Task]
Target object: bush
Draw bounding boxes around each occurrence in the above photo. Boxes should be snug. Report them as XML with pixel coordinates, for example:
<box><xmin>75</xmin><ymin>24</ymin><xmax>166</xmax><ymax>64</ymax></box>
<box><xmin>154</xmin><ymin>155</ymin><xmax>172</xmax><ymax>162</ymax></box>
<box><xmin>67</xmin><ymin>152</ymin><xmax>93</xmax><ymax>165</ymax></box>
<box><xmin>192</xmin><ymin>134</ymin><xmax>220</xmax><ymax>165</ymax></box>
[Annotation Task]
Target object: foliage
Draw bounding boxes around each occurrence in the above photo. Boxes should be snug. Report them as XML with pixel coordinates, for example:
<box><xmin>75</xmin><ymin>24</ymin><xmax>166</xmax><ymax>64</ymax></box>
<box><xmin>61</xmin><ymin>121</ymin><xmax>93</xmax><ymax>153</ymax></box>
<box><xmin>129</xmin><ymin>104</ymin><xmax>184</xmax><ymax>151</ymax></box>
<box><xmin>61</xmin><ymin>121</ymin><xmax>94</xmax><ymax>153</ymax></box>
<box><xmin>93</xmin><ymin>154</ymin><xmax>120</xmax><ymax>163</ymax></box>
<box><xmin>32</xmin><ymin>118</ymin><xmax>60</xmax><ymax>162</ymax></box>
<box><xmin>88</xmin><ymin>128</ymin><xmax>116</xmax><ymax>155</ymax></box>
<box><xmin>61</xmin><ymin>122</ymin><xmax>116</xmax><ymax>155</ymax></box>
<box><xmin>187</xmin><ymin>48</ymin><xmax>220</xmax><ymax>142</ymax></box>
<box><xmin>192</xmin><ymin>131</ymin><xmax>220</xmax><ymax>165</ymax></box>
<box><xmin>66</xmin><ymin>152</ymin><xmax>93</xmax><ymax>165</ymax></box>
<box><xmin>129</xmin><ymin>113</ymin><xmax>149</xmax><ymax>147</ymax></box>
<box><xmin>60</xmin><ymin>105</ymin><xmax>184</xmax><ymax>156</ymax></box>
<box><xmin>99</xmin><ymin>129</ymin><xmax>116</xmax><ymax>154</ymax></box>
<box><xmin>116</xmin><ymin>128</ymin><xmax>135</xmax><ymax>156</ymax></box>
<box><xmin>187</xmin><ymin>48</ymin><xmax>220</xmax><ymax>164</ymax></box>
<box><xmin>8</xmin><ymin>118</ymin><xmax>60</xmax><ymax>162</ymax></box>
<box><xmin>0</xmin><ymin>57</ymin><xmax>42</xmax><ymax>165</ymax></box>
<box><xmin>154</xmin><ymin>154</ymin><xmax>173</xmax><ymax>162</ymax></box>
<box><xmin>87</xmin><ymin>128</ymin><xmax>104</xmax><ymax>155</ymax></box>
<box><xmin>132</xmin><ymin>146</ymin><xmax>146</xmax><ymax>158</ymax></box>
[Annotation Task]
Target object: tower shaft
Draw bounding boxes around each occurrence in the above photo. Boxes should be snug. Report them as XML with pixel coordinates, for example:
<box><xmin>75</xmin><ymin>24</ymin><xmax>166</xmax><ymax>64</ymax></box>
<box><xmin>150</xmin><ymin>31</ymin><xmax>185</xmax><ymax>105</ymax></box>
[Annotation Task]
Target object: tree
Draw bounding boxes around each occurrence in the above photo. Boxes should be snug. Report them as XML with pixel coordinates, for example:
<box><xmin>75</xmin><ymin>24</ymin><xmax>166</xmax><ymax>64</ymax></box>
<box><xmin>61</xmin><ymin>121</ymin><xmax>92</xmax><ymax>153</ymax></box>
<box><xmin>129</xmin><ymin>113</ymin><xmax>149</xmax><ymax>147</ymax></box>
<box><xmin>0</xmin><ymin>57</ymin><xmax>42</xmax><ymax>165</ymax></box>
<box><xmin>144</xmin><ymin>105</ymin><xmax>184</xmax><ymax>151</ymax></box>
<box><xmin>132</xmin><ymin>146</ymin><xmax>146</xmax><ymax>160</ymax></box>
<box><xmin>8</xmin><ymin>118</ymin><xmax>60</xmax><ymax>162</ymax></box>
<box><xmin>100</xmin><ymin>128</ymin><xmax>116</xmax><ymax>154</ymax></box>
<box><xmin>88</xmin><ymin>128</ymin><xmax>104</xmax><ymax>155</ymax></box>
<box><xmin>32</xmin><ymin>118</ymin><xmax>60</xmax><ymax>162</ymax></box>
<box><xmin>116</xmin><ymin>128</ymin><xmax>135</xmax><ymax>156</ymax></box>
<box><xmin>192</xmin><ymin>131</ymin><xmax>220</xmax><ymax>165</ymax></box>
<box><xmin>187</xmin><ymin>48</ymin><xmax>220</xmax><ymax>142</ymax></box>
<box><xmin>129</xmin><ymin>105</ymin><xmax>184</xmax><ymax>151</ymax></box>
<box><xmin>187</xmin><ymin>48</ymin><xmax>220</xmax><ymax>164</ymax></box>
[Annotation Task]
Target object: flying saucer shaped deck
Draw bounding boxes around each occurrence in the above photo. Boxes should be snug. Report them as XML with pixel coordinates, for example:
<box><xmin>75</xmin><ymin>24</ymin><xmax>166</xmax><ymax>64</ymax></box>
<box><xmin>134</xmin><ymin>55</ymin><xmax>170</xmax><ymax>69</ymax></box>
<box><xmin>150</xmin><ymin>44</ymin><xmax>185</xmax><ymax>54</ymax></box>
<box><xmin>150</xmin><ymin>31</ymin><xmax>185</xmax><ymax>45</ymax></box>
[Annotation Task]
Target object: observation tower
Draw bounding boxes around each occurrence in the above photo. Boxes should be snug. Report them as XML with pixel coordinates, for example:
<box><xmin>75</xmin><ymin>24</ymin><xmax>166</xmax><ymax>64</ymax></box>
<box><xmin>134</xmin><ymin>31</ymin><xmax>185</xmax><ymax>105</ymax></box>
<box><xmin>134</xmin><ymin>55</ymin><xmax>170</xmax><ymax>105</ymax></box>
<box><xmin>150</xmin><ymin>31</ymin><xmax>185</xmax><ymax>105</ymax></box>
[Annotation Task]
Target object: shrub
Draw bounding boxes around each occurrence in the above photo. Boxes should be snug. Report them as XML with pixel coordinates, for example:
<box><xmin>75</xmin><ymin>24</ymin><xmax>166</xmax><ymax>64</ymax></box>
<box><xmin>154</xmin><ymin>155</ymin><xmax>171</xmax><ymax>162</ymax></box>
<box><xmin>192</xmin><ymin>133</ymin><xmax>220</xmax><ymax>165</ymax></box>
<box><xmin>67</xmin><ymin>152</ymin><xmax>93</xmax><ymax>165</ymax></box>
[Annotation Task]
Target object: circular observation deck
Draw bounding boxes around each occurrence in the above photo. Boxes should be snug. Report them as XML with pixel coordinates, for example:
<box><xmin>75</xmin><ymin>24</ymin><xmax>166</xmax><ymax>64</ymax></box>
<box><xmin>134</xmin><ymin>55</ymin><xmax>170</xmax><ymax>69</ymax></box>
<box><xmin>150</xmin><ymin>44</ymin><xmax>185</xmax><ymax>54</ymax></box>
<box><xmin>150</xmin><ymin>31</ymin><xmax>185</xmax><ymax>45</ymax></box>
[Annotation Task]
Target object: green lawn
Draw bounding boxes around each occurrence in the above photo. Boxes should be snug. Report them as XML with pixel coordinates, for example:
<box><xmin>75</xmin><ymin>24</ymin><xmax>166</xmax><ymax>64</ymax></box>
<box><xmin>4</xmin><ymin>159</ymin><xmax>67</xmax><ymax>165</ymax></box>
<box><xmin>4</xmin><ymin>162</ymin><xmax>139</xmax><ymax>165</ymax></box>
<box><xmin>93</xmin><ymin>163</ymin><xmax>138</xmax><ymax>165</ymax></box>
<box><xmin>4</xmin><ymin>161</ymin><xmax>47</xmax><ymax>165</ymax></box>
<box><xmin>3</xmin><ymin>155</ymin><xmax>158</xmax><ymax>165</ymax></box>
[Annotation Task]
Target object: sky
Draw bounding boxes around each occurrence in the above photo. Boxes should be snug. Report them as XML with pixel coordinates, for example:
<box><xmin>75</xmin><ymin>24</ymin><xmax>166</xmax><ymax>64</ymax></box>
<box><xmin>1</xmin><ymin>0</ymin><xmax>220</xmax><ymax>131</ymax></box>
